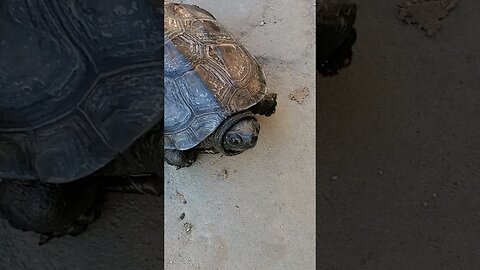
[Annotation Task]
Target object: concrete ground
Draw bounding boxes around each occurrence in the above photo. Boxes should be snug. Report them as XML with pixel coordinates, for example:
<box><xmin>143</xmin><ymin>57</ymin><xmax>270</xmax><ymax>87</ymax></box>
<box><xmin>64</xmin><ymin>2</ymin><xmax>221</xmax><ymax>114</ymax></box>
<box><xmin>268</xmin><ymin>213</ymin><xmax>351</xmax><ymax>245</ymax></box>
<box><xmin>318</xmin><ymin>0</ymin><xmax>480</xmax><ymax>269</ymax></box>
<box><xmin>0</xmin><ymin>0</ymin><xmax>316</xmax><ymax>270</ymax></box>
<box><xmin>164</xmin><ymin>0</ymin><xmax>316</xmax><ymax>269</ymax></box>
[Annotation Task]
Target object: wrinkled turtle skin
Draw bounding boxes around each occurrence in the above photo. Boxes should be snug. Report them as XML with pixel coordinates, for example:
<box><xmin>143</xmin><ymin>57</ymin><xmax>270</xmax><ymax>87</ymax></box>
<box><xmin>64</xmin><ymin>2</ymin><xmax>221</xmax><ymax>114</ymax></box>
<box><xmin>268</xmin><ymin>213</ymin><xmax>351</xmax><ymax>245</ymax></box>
<box><xmin>164</xmin><ymin>3</ymin><xmax>277</xmax><ymax>168</ymax></box>
<box><xmin>0</xmin><ymin>0</ymin><xmax>164</xmax><ymax>244</ymax></box>
<box><xmin>316</xmin><ymin>0</ymin><xmax>357</xmax><ymax>75</ymax></box>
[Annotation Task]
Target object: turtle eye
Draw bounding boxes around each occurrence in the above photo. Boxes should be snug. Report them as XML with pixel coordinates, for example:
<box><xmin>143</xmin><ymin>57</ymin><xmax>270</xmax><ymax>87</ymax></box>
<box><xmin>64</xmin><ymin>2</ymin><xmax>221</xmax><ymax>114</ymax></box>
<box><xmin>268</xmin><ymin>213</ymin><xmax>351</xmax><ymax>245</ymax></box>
<box><xmin>229</xmin><ymin>135</ymin><xmax>241</xmax><ymax>145</ymax></box>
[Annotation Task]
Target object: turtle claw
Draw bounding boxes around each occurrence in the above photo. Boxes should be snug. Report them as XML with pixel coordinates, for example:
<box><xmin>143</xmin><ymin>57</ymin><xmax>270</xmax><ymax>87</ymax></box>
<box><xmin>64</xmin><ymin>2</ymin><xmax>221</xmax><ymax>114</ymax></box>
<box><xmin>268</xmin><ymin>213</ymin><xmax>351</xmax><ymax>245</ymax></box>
<box><xmin>39</xmin><ymin>233</ymin><xmax>53</xmax><ymax>245</ymax></box>
<box><xmin>165</xmin><ymin>149</ymin><xmax>197</xmax><ymax>169</ymax></box>
<box><xmin>251</xmin><ymin>93</ymin><xmax>277</xmax><ymax>116</ymax></box>
<box><xmin>102</xmin><ymin>175</ymin><xmax>163</xmax><ymax>196</ymax></box>
<box><xmin>76</xmin><ymin>210</ymin><xmax>101</xmax><ymax>226</ymax></box>
<box><xmin>175</xmin><ymin>158</ymin><xmax>195</xmax><ymax>170</ymax></box>
<box><xmin>36</xmin><ymin>209</ymin><xmax>100</xmax><ymax>245</ymax></box>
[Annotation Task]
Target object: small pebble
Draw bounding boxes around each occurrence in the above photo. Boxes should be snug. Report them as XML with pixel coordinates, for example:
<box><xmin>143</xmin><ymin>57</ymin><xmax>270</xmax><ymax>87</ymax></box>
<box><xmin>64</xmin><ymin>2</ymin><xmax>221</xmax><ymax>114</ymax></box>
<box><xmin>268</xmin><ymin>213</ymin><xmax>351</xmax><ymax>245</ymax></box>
<box><xmin>184</xmin><ymin>223</ymin><xmax>193</xmax><ymax>234</ymax></box>
<box><xmin>221</xmin><ymin>169</ymin><xmax>228</xmax><ymax>179</ymax></box>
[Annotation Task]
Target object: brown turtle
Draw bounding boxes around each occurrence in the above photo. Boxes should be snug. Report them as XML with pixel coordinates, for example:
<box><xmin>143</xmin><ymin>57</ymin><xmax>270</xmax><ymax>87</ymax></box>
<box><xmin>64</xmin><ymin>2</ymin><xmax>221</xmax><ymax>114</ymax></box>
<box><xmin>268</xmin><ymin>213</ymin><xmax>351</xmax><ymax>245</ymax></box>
<box><xmin>163</xmin><ymin>3</ymin><xmax>277</xmax><ymax>168</ymax></box>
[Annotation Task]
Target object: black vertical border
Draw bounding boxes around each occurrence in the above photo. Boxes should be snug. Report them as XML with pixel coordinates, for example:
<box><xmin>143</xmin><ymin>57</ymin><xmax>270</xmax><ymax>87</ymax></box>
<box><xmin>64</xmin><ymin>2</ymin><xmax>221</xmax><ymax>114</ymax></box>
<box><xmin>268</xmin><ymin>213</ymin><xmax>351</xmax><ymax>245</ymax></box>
<box><xmin>152</xmin><ymin>0</ymin><xmax>165</xmax><ymax>268</ymax></box>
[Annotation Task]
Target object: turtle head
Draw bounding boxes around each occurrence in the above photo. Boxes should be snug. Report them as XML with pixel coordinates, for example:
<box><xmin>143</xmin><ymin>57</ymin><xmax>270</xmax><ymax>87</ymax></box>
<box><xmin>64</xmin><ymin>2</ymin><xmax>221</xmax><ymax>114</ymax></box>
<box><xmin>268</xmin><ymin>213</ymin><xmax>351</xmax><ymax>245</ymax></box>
<box><xmin>223</xmin><ymin>118</ymin><xmax>260</xmax><ymax>153</ymax></box>
<box><xmin>211</xmin><ymin>112</ymin><xmax>260</xmax><ymax>155</ymax></box>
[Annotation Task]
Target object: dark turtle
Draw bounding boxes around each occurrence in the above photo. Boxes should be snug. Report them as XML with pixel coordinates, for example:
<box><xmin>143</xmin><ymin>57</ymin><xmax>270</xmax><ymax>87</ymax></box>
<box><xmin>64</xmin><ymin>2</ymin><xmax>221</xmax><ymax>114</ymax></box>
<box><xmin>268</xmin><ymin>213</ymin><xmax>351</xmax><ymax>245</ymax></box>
<box><xmin>163</xmin><ymin>3</ymin><xmax>277</xmax><ymax>168</ymax></box>
<box><xmin>316</xmin><ymin>0</ymin><xmax>357</xmax><ymax>76</ymax></box>
<box><xmin>0</xmin><ymin>0</ymin><xmax>165</xmax><ymax>244</ymax></box>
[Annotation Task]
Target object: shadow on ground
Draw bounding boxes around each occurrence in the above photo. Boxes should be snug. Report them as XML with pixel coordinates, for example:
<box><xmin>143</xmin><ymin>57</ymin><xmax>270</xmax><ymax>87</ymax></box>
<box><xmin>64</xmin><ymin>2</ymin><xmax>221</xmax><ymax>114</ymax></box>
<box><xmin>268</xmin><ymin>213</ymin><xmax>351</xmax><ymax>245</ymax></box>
<box><xmin>0</xmin><ymin>194</ymin><xmax>164</xmax><ymax>270</ymax></box>
<box><xmin>317</xmin><ymin>0</ymin><xmax>480</xmax><ymax>269</ymax></box>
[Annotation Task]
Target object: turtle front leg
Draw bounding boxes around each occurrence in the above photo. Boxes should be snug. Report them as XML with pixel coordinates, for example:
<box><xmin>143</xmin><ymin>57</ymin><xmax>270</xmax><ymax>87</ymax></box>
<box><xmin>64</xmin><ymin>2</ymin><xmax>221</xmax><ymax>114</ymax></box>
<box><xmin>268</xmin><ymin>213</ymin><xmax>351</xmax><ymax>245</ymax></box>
<box><xmin>316</xmin><ymin>0</ymin><xmax>357</xmax><ymax>75</ymax></box>
<box><xmin>250</xmin><ymin>92</ymin><xmax>277</xmax><ymax>116</ymax></box>
<box><xmin>0</xmin><ymin>178</ymin><xmax>103</xmax><ymax>245</ymax></box>
<box><xmin>101</xmin><ymin>174</ymin><xmax>163</xmax><ymax>195</ymax></box>
<box><xmin>165</xmin><ymin>149</ymin><xmax>198</xmax><ymax>169</ymax></box>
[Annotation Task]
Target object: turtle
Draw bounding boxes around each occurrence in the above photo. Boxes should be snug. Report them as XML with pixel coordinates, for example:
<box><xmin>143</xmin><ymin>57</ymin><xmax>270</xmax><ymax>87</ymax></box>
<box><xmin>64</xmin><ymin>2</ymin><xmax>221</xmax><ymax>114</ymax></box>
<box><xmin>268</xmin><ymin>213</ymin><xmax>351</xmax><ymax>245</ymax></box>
<box><xmin>163</xmin><ymin>3</ymin><xmax>277</xmax><ymax>168</ymax></box>
<box><xmin>316</xmin><ymin>0</ymin><xmax>358</xmax><ymax>76</ymax></box>
<box><xmin>0</xmin><ymin>0</ymin><xmax>165</xmax><ymax>244</ymax></box>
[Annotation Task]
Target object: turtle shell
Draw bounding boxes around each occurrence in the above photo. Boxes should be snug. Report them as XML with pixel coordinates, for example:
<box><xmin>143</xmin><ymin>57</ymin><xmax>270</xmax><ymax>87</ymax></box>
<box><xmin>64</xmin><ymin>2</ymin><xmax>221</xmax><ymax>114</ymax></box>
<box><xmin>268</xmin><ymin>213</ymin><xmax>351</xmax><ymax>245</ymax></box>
<box><xmin>164</xmin><ymin>3</ymin><xmax>267</xmax><ymax>150</ymax></box>
<box><xmin>0</xmin><ymin>1</ymin><xmax>163</xmax><ymax>183</ymax></box>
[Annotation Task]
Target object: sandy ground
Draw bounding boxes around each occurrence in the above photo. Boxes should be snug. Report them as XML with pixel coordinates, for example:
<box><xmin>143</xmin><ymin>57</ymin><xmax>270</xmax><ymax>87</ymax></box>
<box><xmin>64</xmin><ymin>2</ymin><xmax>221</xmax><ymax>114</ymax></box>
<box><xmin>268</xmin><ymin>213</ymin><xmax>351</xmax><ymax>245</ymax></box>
<box><xmin>317</xmin><ymin>0</ymin><xmax>480</xmax><ymax>269</ymax></box>
<box><xmin>164</xmin><ymin>0</ymin><xmax>316</xmax><ymax>269</ymax></box>
<box><xmin>0</xmin><ymin>0</ymin><xmax>316</xmax><ymax>270</ymax></box>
